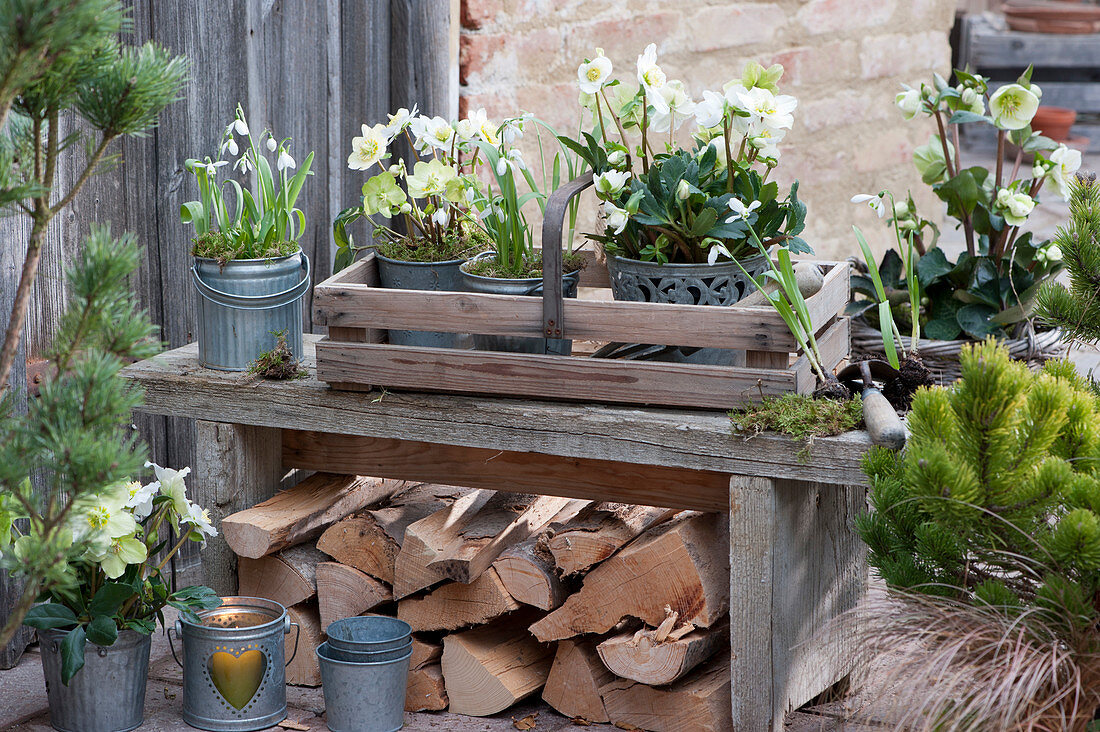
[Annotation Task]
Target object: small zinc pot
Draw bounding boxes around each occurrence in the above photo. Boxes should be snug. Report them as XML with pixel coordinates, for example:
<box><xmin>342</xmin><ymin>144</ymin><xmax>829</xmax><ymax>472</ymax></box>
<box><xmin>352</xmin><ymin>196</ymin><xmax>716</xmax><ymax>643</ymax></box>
<box><xmin>39</xmin><ymin>628</ymin><xmax>151</xmax><ymax>732</ymax></box>
<box><xmin>192</xmin><ymin>250</ymin><xmax>311</xmax><ymax>371</ymax></box>
<box><xmin>325</xmin><ymin>616</ymin><xmax>411</xmax><ymax>653</ymax></box>
<box><xmin>605</xmin><ymin>252</ymin><xmax>770</xmax><ymax>365</ymax></box>
<box><xmin>460</xmin><ymin>253</ymin><xmax>580</xmax><ymax>355</ymax></box>
<box><xmin>316</xmin><ymin>642</ymin><xmax>411</xmax><ymax>732</ymax></box>
<box><xmin>375</xmin><ymin>252</ymin><xmax>468</xmax><ymax>348</ymax></box>
<box><xmin>169</xmin><ymin>596</ymin><xmax>299</xmax><ymax>732</ymax></box>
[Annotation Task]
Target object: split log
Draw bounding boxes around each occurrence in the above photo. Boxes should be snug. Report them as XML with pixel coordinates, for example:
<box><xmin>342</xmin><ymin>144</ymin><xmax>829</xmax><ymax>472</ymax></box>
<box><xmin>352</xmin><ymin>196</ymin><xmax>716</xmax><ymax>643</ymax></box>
<box><xmin>599</xmin><ymin>651</ymin><xmax>732</xmax><ymax>732</ymax></box>
<box><xmin>237</xmin><ymin>544</ymin><xmax>327</xmax><ymax>607</ymax></box>
<box><xmin>316</xmin><ymin>561</ymin><xmax>392</xmax><ymax>631</ymax></box>
<box><xmin>548</xmin><ymin>503</ymin><xmax>680</xmax><ymax>575</ymax></box>
<box><xmin>410</xmin><ymin>637</ymin><xmax>442</xmax><ymax>670</ymax></box>
<box><xmin>493</xmin><ymin>536</ymin><xmax>569</xmax><ymax>611</ymax></box>
<box><xmin>398</xmin><ymin>567</ymin><xmax>520</xmax><ymax>632</ymax></box>
<box><xmin>285</xmin><ymin>602</ymin><xmax>323</xmax><ymax>687</ymax></box>
<box><xmin>542</xmin><ymin>639</ymin><xmax>614</xmax><ymax>724</ymax></box>
<box><xmin>317</xmin><ymin>483</ymin><xmax>468</xmax><ymax>584</ymax></box>
<box><xmin>394</xmin><ymin>491</ymin><xmax>573</xmax><ymax>598</ymax></box>
<box><xmin>529</xmin><ymin>512</ymin><xmax>729</xmax><ymax>642</ymax></box>
<box><xmin>441</xmin><ymin>611</ymin><xmax>554</xmax><ymax>716</ymax></box>
<box><xmin>406</xmin><ymin>664</ymin><xmax>448</xmax><ymax>712</ymax></box>
<box><xmin>222</xmin><ymin>474</ymin><xmax>407</xmax><ymax>558</ymax></box>
<box><xmin>597</xmin><ymin>620</ymin><xmax>727</xmax><ymax>685</ymax></box>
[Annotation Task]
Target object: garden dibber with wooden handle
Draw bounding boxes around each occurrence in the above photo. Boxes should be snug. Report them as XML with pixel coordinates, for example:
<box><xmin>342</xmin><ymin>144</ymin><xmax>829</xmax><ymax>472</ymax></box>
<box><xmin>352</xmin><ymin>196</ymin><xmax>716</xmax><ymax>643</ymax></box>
<box><xmin>838</xmin><ymin>360</ymin><xmax>907</xmax><ymax>450</ymax></box>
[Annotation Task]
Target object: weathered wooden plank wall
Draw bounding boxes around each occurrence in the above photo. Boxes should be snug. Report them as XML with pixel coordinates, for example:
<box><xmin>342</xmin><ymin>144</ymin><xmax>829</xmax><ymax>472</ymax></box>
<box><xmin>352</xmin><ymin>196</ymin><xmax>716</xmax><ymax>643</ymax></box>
<box><xmin>0</xmin><ymin>0</ymin><xmax>455</xmax><ymax>664</ymax></box>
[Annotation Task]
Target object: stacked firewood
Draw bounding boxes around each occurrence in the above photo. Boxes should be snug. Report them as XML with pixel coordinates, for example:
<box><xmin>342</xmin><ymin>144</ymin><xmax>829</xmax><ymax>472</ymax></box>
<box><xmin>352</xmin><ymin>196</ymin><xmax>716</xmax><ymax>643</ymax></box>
<box><xmin>222</xmin><ymin>473</ymin><xmax>732</xmax><ymax>732</ymax></box>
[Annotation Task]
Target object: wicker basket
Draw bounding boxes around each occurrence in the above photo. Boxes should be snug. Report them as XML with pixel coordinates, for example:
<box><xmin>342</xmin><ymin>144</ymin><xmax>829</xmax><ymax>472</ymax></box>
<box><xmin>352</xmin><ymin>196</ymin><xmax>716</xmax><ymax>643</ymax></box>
<box><xmin>850</xmin><ymin>319</ymin><xmax>1065</xmax><ymax>385</ymax></box>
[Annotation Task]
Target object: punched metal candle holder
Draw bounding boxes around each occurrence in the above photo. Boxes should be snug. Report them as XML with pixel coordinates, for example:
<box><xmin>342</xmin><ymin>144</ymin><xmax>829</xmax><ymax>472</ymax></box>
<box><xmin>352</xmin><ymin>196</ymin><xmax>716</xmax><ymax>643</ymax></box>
<box><xmin>169</xmin><ymin>596</ymin><xmax>299</xmax><ymax>732</ymax></box>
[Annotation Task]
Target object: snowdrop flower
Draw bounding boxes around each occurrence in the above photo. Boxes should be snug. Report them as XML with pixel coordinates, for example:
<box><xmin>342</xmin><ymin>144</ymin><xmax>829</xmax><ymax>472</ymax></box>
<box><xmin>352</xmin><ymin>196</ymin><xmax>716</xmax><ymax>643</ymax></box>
<box><xmin>125</xmin><ymin>480</ymin><xmax>159</xmax><ymax>521</ymax></box>
<box><xmin>996</xmin><ymin>188</ymin><xmax>1035</xmax><ymax>225</ymax></box>
<box><xmin>226</xmin><ymin>138</ymin><xmax>239</xmax><ymax>156</ymax></box>
<box><xmin>727</xmin><ymin>198</ymin><xmax>761</xmax><ymax>223</ymax></box>
<box><xmin>431</xmin><ymin>207</ymin><xmax>451</xmax><ymax>228</ymax></box>
<box><xmin>737</xmin><ymin>87</ymin><xmax>796</xmax><ymax>131</ymax></box>
<box><xmin>495</xmin><ymin>148</ymin><xmax>526</xmax><ymax>176</ymax></box>
<box><xmin>501</xmin><ymin>114</ymin><xmax>532</xmax><ymax>144</ymax></box>
<box><xmin>851</xmin><ymin>193</ymin><xmax>887</xmax><ymax>218</ymax></box>
<box><xmin>233</xmin><ymin>115</ymin><xmax>249</xmax><ymax>136</ymax></box>
<box><xmin>277</xmin><ymin>149</ymin><xmax>296</xmax><ymax>171</ymax></box>
<box><xmin>234</xmin><ymin>156</ymin><xmax>253</xmax><ymax>174</ymax></box>
<box><xmin>184</xmin><ymin>501</ymin><xmax>218</xmax><ymax>540</ymax></box>
<box><xmin>895</xmin><ymin>87</ymin><xmax>924</xmax><ymax>120</ymax></box>
<box><xmin>1046</xmin><ymin>145</ymin><xmax>1083</xmax><ymax>201</ymax></box>
<box><xmin>577</xmin><ymin>49</ymin><xmax>613</xmax><ymax>95</ymax></box>
<box><xmin>989</xmin><ymin>83</ymin><xmax>1039</xmax><ymax>131</ymax></box>
<box><xmin>603</xmin><ymin>202</ymin><xmax>630</xmax><ymax>234</ymax></box>
<box><xmin>266</xmin><ymin>137</ymin><xmax>277</xmax><ymax>152</ymax></box>
<box><xmin>593</xmin><ymin>170</ymin><xmax>629</xmax><ymax>200</ymax></box>
<box><xmin>707</xmin><ymin>242</ymin><xmax>735</xmax><ymax>266</ymax></box>
<box><xmin>201</xmin><ymin>160</ymin><xmax>229</xmax><ymax>175</ymax></box>
<box><xmin>636</xmin><ymin>43</ymin><xmax>670</xmax><ymax>114</ymax></box>
<box><xmin>694</xmin><ymin>90</ymin><xmax>727</xmax><ymax>129</ymax></box>
<box><xmin>348</xmin><ymin>123</ymin><xmax>389</xmax><ymax>171</ymax></box>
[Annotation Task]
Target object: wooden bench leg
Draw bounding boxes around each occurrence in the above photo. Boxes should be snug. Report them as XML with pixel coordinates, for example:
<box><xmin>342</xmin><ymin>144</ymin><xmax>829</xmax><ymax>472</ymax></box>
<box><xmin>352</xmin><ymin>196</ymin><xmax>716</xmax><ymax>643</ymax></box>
<box><xmin>194</xmin><ymin>420</ymin><xmax>283</xmax><ymax>596</ymax></box>
<box><xmin>729</xmin><ymin>475</ymin><xmax>867</xmax><ymax>730</ymax></box>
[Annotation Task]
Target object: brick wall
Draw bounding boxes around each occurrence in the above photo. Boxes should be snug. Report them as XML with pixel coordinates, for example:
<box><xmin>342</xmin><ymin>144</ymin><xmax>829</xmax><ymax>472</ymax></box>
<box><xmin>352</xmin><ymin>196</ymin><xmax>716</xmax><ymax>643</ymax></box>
<box><xmin>459</xmin><ymin>0</ymin><xmax>959</xmax><ymax>259</ymax></box>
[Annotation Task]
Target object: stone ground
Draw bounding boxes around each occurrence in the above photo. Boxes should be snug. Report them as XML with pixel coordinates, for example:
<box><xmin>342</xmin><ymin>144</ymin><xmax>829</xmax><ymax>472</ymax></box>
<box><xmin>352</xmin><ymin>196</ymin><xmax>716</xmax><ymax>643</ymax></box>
<box><xmin>2</xmin><ymin>149</ymin><xmax>1097</xmax><ymax>732</ymax></box>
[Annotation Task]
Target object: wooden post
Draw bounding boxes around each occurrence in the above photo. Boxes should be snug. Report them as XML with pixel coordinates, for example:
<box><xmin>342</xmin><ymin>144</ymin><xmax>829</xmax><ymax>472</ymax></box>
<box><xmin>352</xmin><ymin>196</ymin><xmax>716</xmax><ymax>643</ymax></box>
<box><xmin>194</xmin><ymin>420</ymin><xmax>284</xmax><ymax>596</ymax></box>
<box><xmin>728</xmin><ymin>475</ymin><xmax>867</xmax><ymax>731</ymax></box>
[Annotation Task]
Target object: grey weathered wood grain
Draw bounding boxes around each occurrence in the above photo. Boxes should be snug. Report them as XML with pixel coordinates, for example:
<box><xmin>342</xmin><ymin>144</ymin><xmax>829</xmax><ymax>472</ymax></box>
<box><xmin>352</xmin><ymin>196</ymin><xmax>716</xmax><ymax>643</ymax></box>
<box><xmin>194</xmin><ymin>420</ymin><xmax>284</xmax><ymax>595</ymax></box>
<box><xmin>965</xmin><ymin>13</ymin><xmax>1100</xmax><ymax>68</ymax></box>
<box><xmin>121</xmin><ymin>336</ymin><xmax>872</xmax><ymax>485</ymax></box>
<box><xmin>729</xmin><ymin>475</ymin><xmax>866</xmax><ymax>731</ymax></box>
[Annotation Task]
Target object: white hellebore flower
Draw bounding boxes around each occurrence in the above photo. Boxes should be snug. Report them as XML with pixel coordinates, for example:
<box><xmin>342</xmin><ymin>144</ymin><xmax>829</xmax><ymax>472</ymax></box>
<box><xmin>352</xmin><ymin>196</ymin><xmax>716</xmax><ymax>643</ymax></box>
<box><xmin>147</xmin><ymin>462</ymin><xmax>192</xmax><ymax>519</ymax></box>
<box><xmin>637</xmin><ymin>43</ymin><xmax>670</xmax><ymax>114</ymax></box>
<box><xmin>606</xmin><ymin>149</ymin><xmax>628</xmax><ymax>169</ymax></box>
<box><xmin>454</xmin><ymin>117</ymin><xmax>478</xmax><ymax>141</ymax></box>
<box><xmin>851</xmin><ymin>193</ymin><xmax>887</xmax><ymax>218</ymax></box>
<box><xmin>385</xmin><ymin>106</ymin><xmax>417</xmax><ymax>138</ymax></box>
<box><xmin>577</xmin><ymin>49</ymin><xmax>613</xmax><ymax>95</ymax></box>
<box><xmin>604</xmin><ymin>202</ymin><xmax>630</xmax><ymax>235</ymax></box>
<box><xmin>277</xmin><ymin>149</ymin><xmax>296</xmax><ymax>171</ymax></box>
<box><xmin>417</xmin><ymin>115</ymin><xmax>457</xmax><ymax>151</ymax></box>
<box><xmin>727</xmin><ymin>198</ymin><xmax>761</xmax><ymax>223</ymax></box>
<box><xmin>957</xmin><ymin>86</ymin><xmax>984</xmax><ymax>116</ymax></box>
<box><xmin>989</xmin><ymin>83</ymin><xmax>1040</xmax><ymax>131</ymax></box>
<box><xmin>694</xmin><ymin>90</ymin><xmax>727</xmax><ymax>129</ymax></box>
<box><xmin>348</xmin><ymin>123</ymin><xmax>389</xmax><ymax>171</ymax></box>
<box><xmin>722</xmin><ymin>81</ymin><xmax>752</xmax><ymax>134</ymax></box>
<box><xmin>184</xmin><ymin>501</ymin><xmax>218</xmax><ymax>539</ymax></box>
<box><xmin>996</xmin><ymin>188</ymin><xmax>1036</xmax><ymax>226</ymax></box>
<box><xmin>650</xmin><ymin>80</ymin><xmax>695</xmax><ymax>133</ymax></box>
<box><xmin>593</xmin><ymin>170</ymin><xmax>629</xmax><ymax>200</ymax></box>
<box><xmin>748</xmin><ymin>123</ymin><xmax>786</xmax><ymax>159</ymax></box>
<box><xmin>266</xmin><ymin>137</ymin><xmax>277</xmax><ymax>152</ymax></box>
<box><xmin>736</xmin><ymin>86</ymin><xmax>796</xmax><ymax>131</ymax></box>
<box><xmin>125</xmin><ymin>480</ymin><xmax>159</xmax><ymax>521</ymax></box>
<box><xmin>1047</xmin><ymin>144</ymin><xmax>1083</xmax><ymax>201</ymax></box>
<box><xmin>895</xmin><ymin>87</ymin><xmax>924</xmax><ymax>120</ymax></box>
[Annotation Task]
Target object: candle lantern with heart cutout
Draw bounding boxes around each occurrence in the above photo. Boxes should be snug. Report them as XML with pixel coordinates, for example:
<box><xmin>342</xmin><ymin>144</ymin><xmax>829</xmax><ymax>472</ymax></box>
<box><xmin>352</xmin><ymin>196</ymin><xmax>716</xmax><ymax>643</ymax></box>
<box><xmin>169</xmin><ymin>596</ymin><xmax>299</xmax><ymax>731</ymax></box>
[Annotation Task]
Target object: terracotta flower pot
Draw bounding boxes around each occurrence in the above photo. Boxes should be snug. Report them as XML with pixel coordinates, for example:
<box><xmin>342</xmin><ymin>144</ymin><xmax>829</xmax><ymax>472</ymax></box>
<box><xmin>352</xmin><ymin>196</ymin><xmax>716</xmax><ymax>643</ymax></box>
<box><xmin>1031</xmin><ymin>105</ymin><xmax>1077</xmax><ymax>142</ymax></box>
<box><xmin>1003</xmin><ymin>2</ymin><xmax>1100</xmax><ymax>34</ymax></box>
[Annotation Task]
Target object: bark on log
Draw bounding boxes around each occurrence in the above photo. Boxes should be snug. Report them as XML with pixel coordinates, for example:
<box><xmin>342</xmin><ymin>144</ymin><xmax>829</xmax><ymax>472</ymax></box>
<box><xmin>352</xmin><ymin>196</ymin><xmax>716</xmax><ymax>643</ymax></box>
<box><xmin>237</xmin><ymin>544</ymin><xmax>327</xmax><ymax>607</ymax></box>
<box><xmin>316</xmin><ymin>483</ymin><xmax>467</xmax><ymax>584</ymax></box>
<box><xmin>285</xmin><ymin>602</ymin><xmax>323</xmax><ymax>687</ymax></box>
<box><xmin>599</xmin><ymin>651</ymin><xmax>732</xmax><ymax>732</ymax></box>
<box><xmin>222</xmin><ymin>473</ymin><xmax>407</xmax><ymax>558</ymax></box>
<box><xmin>440</xmin><ymin>611</ymin><xmax>554</xmax><ymax>716</ymax></box>
<box><xmin>548</xmin><ymin>503</ymin><xmax>679</xmax><ymax>575</ymax></box>
<box><xmin>316</xmin><ymin>561</ymin><xmax>392</xmax><ymax>631</ymax></box>
<box><xmin>542</xmin><ymin>639</ymin><xmax>614</xmax><ymax>724</ymax></box>
<box><xmin>529</xmin><ymin>512</ymin><xmax>729</xmax><ymax>642</ymax></box>
<box><xmin>398</xmin><ymin>567</ymin><xmax>520</xmax><ymax>632</ymax></box>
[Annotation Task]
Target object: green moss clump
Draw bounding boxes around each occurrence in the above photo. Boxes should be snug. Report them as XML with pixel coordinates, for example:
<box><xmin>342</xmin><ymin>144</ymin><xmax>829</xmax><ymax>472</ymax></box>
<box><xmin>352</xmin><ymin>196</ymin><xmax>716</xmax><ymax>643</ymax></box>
<box><xmin>730</xmin><ymin>394</ymin><xmax>863</xmax><ymax>461</ymax></box>
<box><xmin>192</xmin><ymin>232</ymin><xmax>299</xmax><ymax>263</ymax></box>
<box><xmin>463</xmin><ymin>251</ymin><xmax>587</xmax><ymax>279</ymax></box>
<box><xmin>376</xmin><ymin>227</ymin><xmax>490</xmax><ymax>263</ymax></box>
<box><xmin>248</xmin><ymin>331</ymin><xmax>307</xmax><ymax>380</ymax></box>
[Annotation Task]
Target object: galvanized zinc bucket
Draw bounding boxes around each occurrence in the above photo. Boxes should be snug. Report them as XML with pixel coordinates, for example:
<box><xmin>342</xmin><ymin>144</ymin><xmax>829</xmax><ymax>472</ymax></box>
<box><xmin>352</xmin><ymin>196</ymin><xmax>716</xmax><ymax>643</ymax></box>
<box><xmin>169</xmin><ymin>597</ymin><xmax>299</xmax><ymax>732</ymax></box>
<box><xmin>325</xmin><ymin>616</ymin><xmax>411</xmax><ymax>652</ymax></box>
<box><xmin>192</xmin><ymin>251</ymin><xmax>310</xmax><ymax>371</ymax></box>
<box><xmin>316</xmin><ymin>642</ymin><xmax>411</xmax><ymax>732</ymax></box>
<box><xmin>39</xmin><ymin>628</ymin><xmax>151</xmax><ymax>732</ymax></box>
<box><xmin>375</xmin><ymin>253</ymin><xmax>468</xmax><ymax>348</ymax></box>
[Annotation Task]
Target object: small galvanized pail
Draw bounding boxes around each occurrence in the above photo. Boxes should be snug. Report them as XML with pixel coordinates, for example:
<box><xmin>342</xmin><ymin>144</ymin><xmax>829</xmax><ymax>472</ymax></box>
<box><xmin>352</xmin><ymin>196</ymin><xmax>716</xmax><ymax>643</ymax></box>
<box><xmin>169</xmin><ymin>596</ymin><xmax>299</xmax><ymax>732</ymax></box>
<box><xmin>192</xmin><ymin>251</ymin><xmax>311</xmax><ymax>371</ymax></box>
<box><xmin>316</xmin><ymin>641</ymin><xmax>412</xmax><ymax>732</ymax></box>
<box><xmin>375</xmin><ymin>252</ymin><xmax>469</xmax><ymax>348</ymax></box>
<box><xmin>39</xmin><ymin>628</ymin><xmax>151</xmax><ymax>732</ymax></box>
<box><xmin>325</xmin><ymin>615</ymin><xmax>411</xmax><ymax>652</ymax></box>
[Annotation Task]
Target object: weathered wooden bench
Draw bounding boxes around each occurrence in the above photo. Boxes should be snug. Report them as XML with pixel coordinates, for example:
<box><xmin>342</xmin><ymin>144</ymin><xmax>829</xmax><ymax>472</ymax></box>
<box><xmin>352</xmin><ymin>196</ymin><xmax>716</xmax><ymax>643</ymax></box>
<box><xmin>121</xmin><ymin>335</ymin><xmax>871</xmax><ymax>731</ymax></box>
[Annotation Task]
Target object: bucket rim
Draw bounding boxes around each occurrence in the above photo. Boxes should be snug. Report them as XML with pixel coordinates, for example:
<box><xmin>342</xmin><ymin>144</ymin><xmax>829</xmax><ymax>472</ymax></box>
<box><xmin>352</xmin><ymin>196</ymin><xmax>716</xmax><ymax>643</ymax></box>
<box><xmin>325</xmin><ymin>616</ymin><xmax>412</xmax><ymax>647</ymax></box>
<box><xmin>178</xmin><ymin>595</ymin><xmax>287</xmax><ymax>632</ymax></box>
<box><xmin>316</xmin><ymin>642</ymin><xmax>413</xmax><ymax>666</ymax></box>
<box><xmin>374</xmin><ymin>251</ymin><xmax>467</xmax><ymax>268</ymax></box>
<box><xmin>192</xmin><ymin>247</ymin><xmax>303</xmax><ymax>266</ymax></box>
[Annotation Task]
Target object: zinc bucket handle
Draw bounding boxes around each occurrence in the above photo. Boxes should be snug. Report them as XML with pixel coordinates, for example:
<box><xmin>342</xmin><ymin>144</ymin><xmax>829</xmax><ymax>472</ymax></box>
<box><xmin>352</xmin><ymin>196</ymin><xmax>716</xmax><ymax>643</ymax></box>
<box><xmin>286</xmin><ymin>622</ymin><xmax>300</xmax><ymax>665</ymax></box>
<box><xmin>191</xmin><ymin>254</ymin><xmax>311</xmax><ymax>311</ymax></box>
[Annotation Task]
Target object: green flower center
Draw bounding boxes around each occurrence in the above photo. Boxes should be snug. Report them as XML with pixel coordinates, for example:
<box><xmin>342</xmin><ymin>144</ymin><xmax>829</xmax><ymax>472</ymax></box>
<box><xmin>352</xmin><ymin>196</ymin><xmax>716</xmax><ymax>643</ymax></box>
<box><xmin>89</xmin><ymin>506</ymin><xmax>110</xmax><ymax>529</ymax></box>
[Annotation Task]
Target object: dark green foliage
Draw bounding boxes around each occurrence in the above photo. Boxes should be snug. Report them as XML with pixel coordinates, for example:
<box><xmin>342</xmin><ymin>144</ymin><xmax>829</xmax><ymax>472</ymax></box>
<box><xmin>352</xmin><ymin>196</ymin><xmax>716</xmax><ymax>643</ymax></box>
<box><xmin>1036</xmin><ymin>175</ymin><xmax>1100</xmax><ymax>343</ymax></box>
<box><xmin>857</xmin><ymin>341</ymin><xmax>1100</xmax><ymax>638</ymax></box>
